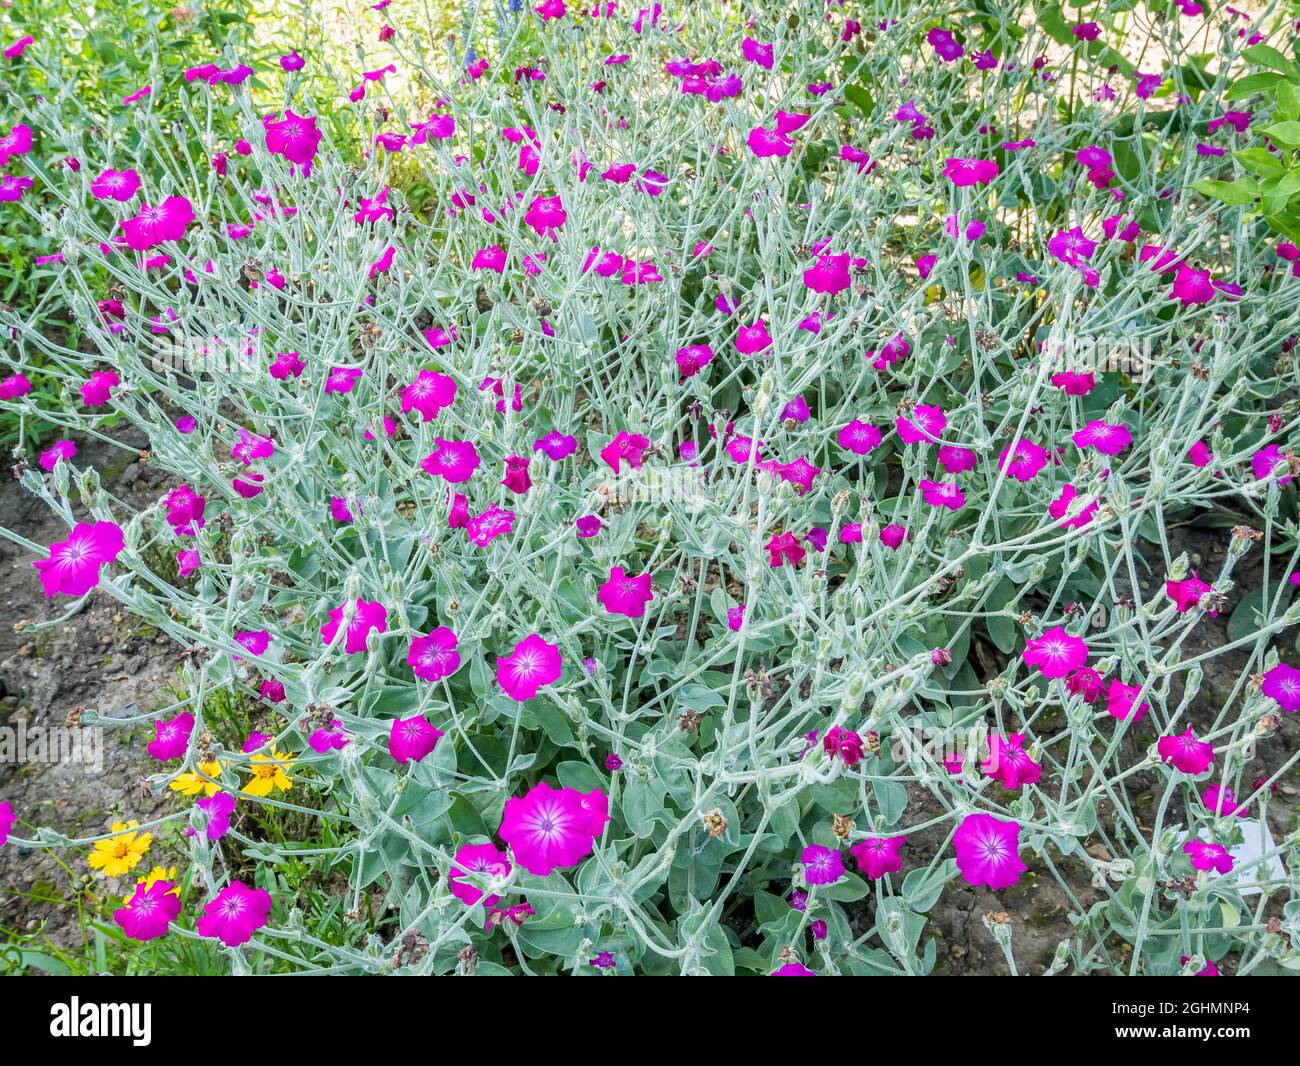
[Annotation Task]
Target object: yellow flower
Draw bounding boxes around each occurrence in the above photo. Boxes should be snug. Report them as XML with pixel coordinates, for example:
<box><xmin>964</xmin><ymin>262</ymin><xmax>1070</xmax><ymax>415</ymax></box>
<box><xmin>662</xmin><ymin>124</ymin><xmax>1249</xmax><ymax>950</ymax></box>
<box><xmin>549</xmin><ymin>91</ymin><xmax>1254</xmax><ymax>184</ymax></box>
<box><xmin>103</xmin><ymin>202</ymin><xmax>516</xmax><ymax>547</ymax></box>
<box><xmin>124</xmin><ymin>865</ymin><xmax>179</xmax><ymax>904</ymax></box>
<box><xmin>170</xmin><ymin>760</ymin><xmax>225</xmax><ymax>797</ymax></box>
<box><xmin>87</xmin><ymin>821</ymin><xmax>152</xmax><ymax>878</ymax></box>
<box><xmin>243</xmin><ymin>749</ymin><xmax>295</xmax><ymax>797</ymax></box>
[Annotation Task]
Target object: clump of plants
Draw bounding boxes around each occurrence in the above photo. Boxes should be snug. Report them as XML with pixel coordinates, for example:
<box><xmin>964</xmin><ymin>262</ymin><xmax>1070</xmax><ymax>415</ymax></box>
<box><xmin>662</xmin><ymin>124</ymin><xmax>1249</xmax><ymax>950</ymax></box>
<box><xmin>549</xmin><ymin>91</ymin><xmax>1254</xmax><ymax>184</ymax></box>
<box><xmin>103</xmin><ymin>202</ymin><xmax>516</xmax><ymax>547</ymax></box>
<box><xmin>1</xmin><ymin>0</ymin><xmax>1299</xmax><ymax>975</ymax></box>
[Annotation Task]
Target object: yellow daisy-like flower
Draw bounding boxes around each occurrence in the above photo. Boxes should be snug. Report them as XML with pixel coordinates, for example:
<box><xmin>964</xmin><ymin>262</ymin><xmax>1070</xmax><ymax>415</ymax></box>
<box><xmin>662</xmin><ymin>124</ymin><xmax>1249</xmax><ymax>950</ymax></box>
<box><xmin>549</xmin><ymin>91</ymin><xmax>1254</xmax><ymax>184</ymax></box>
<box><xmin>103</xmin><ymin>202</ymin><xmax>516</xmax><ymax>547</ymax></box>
<box><xmin>124</xmin><ymin>865</ymin><xmax>180</xmax><ymax>905</ymax></box>
<box><xmin>87</xmin><ymin>821</ymin><xmax>152</xmax><ymax>878</ymax></box>
<box><xmin>243</xmin><ymin>748</ymin><xmax>295</xmax><ymax>797</ymax></box>
<box><xmin>170</xmin><ymin>759</ymin><xmax>225</xmax><ymax>797</ymax></box>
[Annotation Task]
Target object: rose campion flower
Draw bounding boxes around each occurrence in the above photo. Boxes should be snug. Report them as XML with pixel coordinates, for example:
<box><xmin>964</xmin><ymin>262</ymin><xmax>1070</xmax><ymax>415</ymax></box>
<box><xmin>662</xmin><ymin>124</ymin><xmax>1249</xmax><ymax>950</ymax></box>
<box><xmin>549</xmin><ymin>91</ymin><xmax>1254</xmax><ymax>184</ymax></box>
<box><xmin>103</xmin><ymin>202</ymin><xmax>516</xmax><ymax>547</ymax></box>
<box><xmin>497</xmin><ymin>633</ymin><xmax>562</xmax><ymax>700</ymax></box>
<box><xmin>766</xmin><ymin>531</ymin><xmax>805</xmax><ymax>568</ymax></box>
<box><xmin>943</xmin><ymin>157</ymin><xmax>999</xmax><ymax>186</ymax></box>
<box><xmin>534</xmin><ymin>431</ymin><xmax>578</xmax><ymax>460</ymax></box>
<box><xmin>39</xmin><ymin>439</ymin><xmax>76</xmax><ymax>471</ymax></box>
<box><xmin>939</xmin><ymin>445</ymin><xmax>977</xmax><ymax>474</ymax></box>
<box><xmin>727</xmin><ymin>604</ymin><xmax>745</xmax><ymax>631</ymax></box>
<box><xmin>81</xmin><ymin>369</ymin><xmax>120</xmax><ymax>407</ymax></box>
<box><xmin>600</xmin><ymin>430</ymin><xmax>650</xmax><ymax>473</ymax></box>
<box><xmin>1049</xmin><ymin>484</ymin><xmax>1098</xmax><ymax>530</ymax></box>
<box><xmin>309</xmin><ymin>720</ymin><xmax>351</xmax><ymax>754</ymax></box>
<box><xmin>164</xmin><ymin>485</ymin><xmax>206</xmax><ymax>536</ymax></box>
<box><xmin>1184</xmin><ymin>840</ymin><xmax>1234</xmax><ymax>875</ymax></box>
<box><xmin>1051</xmin><ymin>371</ymin><xmax>1095</xmax><ymax>395</ymax></box>
<box><xmin>388</xmin><ymin>714</ymin><xmax>444</xmax><ymax>764</ymax></box>
<box><xmin>851</xmin><ymin>837</ymin><xmax>905</xmax><ymax>880</ymax></box>
<box><xmin>231</xmin><ymin>428</ymin><xmax>274</xmax><ymax>464</ymax></box>
<box><xmin>1072</xmin><ymin>420</ymin><xmax>1131</xmax><ymax>455</ymax></box>
<box><xmin>822</xmin><ymin>725</ymin><xmax>864</xmax><ymax>766</ymax></box>
<box><xmin>1166</xmin><ymin>573</ymin><xmax>1213</xmax><ymax>613</ymax></box>
<box><xmin>466</xmin><ymin>504</ymin><xmax>516</xmax><ymax>546</ymax></box>
<box><xmin>320</xmin><ymin>598</ymin><xmax>388</xmax><ymax>653</ymax></box>
<box><xmin>747</xmin><ymin>127</ymin><xmax>794</xmax><ymax>158</ymax></box>
<box><xmin>599</xmin><ymin>567</ymin><xmax>655</xmax><ymax>618</ymax></box>
<box><xmin>1158</xmin><ymin>728</ymin><xmax>1214</xmax><ymax>775</ymax></box>
<box><xmin>838</xmin><ymin>419</ymin><xmax>882</xmax><ymax>455</ymax></box>
<box><xmin>801</xmin><ymin>844</ymin><xmax>844</xmax><ymax>885</ymax></box>
<box><xmin>880</xmin><ymin>523</ymin><xmax>907</xmax><ymax>549</ymax></box>
<box><xmin>421</xmin><ymin>438</ymin><xmax>482</xmax><ymax>483</ymax></box>
<box><xmin>998</xmin><ymin>439</ymin><xmax>1048</xmax><ymax>481</ymax></box>
<box><xmin>498</xmin><ymin>781</ymin><xmax>600</xmax><ymax>876</ymax></box>
<box><xmin>264</xmin><ymin>109</ymin><xmax>323</xmax><ymax>171</ymax></box>
<box><xmin>919</xmin><ymin>478</ymin><xmax>965</xmax><ymax>510</ymax></box>
<box><xmin>121</xmin><ymin>196</ymin><xmax>195</xmax><ymax>249</ymax></box>
<box><xmin>33</xmin><ymin>521</ymin><xmax>124</xmax><ymax>597</ymax></box>
<box><xmin>197</xmin><ymin>880</ymin><xmax>272</xmax><ymax>947</ymax></box>
<box><xmin>1023</xmin><ymin>626</ymin><xmax>1088</xmax><ymax>679</ymax></box>
<box><xmin>114</xmin><ymin>879</ymin><xmax>182</xmax><ymax>942</ymax></box>
<box><xmin>0</xmin><ymin>801</ymin><xmax>12</xmax><ymax>847</ymax></box>
<box><xmin>803</xmin><ymin>253</ymin><xmax>851</xmax><ymax>294</ymax></box>
<box><xmin>954</xmin><ymin>813</ymin><xmax>1026</xmax><ymax>889</ymax></box>
<box><xmin>408</xmin><ymin>626</ymin><xmax>461</xmax><ymax>682</ymax></box>
<box><xmin>147</xmin><ymin>711</ymin><xmax>194</xmax><ymax>761</ymax></box>
<box><xmin>524</xmin><ymin>194</ymin><xmax>566</xmax><ymax>235</ymax></box>
<box><xmin>401</xmin><ymin>370</ymin><xmax>457</xmax><ymax>421</ymax></box>
<box><xmin>91</xmin><ymin>168</ymin><xmax>141</xmax><ymax>201</ymax></box>
<box><xmin>772</xmin><ymin>962</ymin><xmax>817</xmax><ymax>976</ymax></box>
<box><xmin>325</xmin><ymin>366</ymin><xmax>362</xmax><ymax>394</ymax></box>
<box><xmin>502</xmin><ymin>455</ymin><xmax>532</xmax><ymax>494</ymax></box>
<box><xmin>196</xmin><ymin>792</ymin><xmax>236</xmax><ymax>840</ymax></box>
<box><xmin>1261</xmin><ymin>663</ymin><xmax>1300</xmax><ymax>713</ymax></box>
<box><xmin>736</xmin><ymin>320</ymin><xmax>773</xmax><ymax>355</ymax></box>
<box><xmin>896</xmin><ymin>404</ymin><xmax>946</xmax><ymax>444</ymax></box>
<box><xmin>982</xmin><ymin>733</ymin><xmax>1041</xmax><ymax>791</ymax></box>
<box><xmin>1202</xmin><ymin>784</ymin><xmax>1244</xmax><ymax>817</ymax></box>
<box><xmin>448</xmin><ymin>842</ymin><xmax>512</xmax><ymax>907</ymax></box>
<box><xmin>1106</xmin><ymin>679</ymin><xmax>1149</xmax><ymax>723</ymax></box>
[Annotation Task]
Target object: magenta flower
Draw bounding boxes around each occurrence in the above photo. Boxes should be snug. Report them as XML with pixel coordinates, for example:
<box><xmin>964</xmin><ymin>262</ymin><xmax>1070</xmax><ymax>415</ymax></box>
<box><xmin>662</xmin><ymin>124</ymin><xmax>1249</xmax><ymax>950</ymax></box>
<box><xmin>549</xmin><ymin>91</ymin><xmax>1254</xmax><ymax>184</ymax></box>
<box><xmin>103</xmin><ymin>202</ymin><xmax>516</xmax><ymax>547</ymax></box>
<box><xmin>838</xmin><ymin>419</ymin><xmax>882</xmax><ymax>455</ymax></box>
<box><xmin>896</xmin><ymin>404</ymin><xmax>946</xmax><ymax>444</ymax></box>
<box><xmin>33</xmin><ymin>521</ymin><xmax>124</xmax><ymax>597</ymax></box>
<box><xmin>164</xmin><ymin>485</ymin><xmax>206</xmax><ymax>536</ymax></box>
<box><xmin>736</xmin><ymin>320</ymin><xmax>773</xmax><ymax>355</ymax></box>
<box><xmin>1202</xmin><ymin>784</ymin><xmax>1245</xmax><ymax>817</ymax></box>
<box><xmin>1166</xmin><ymin>573</ymin><xmax>1213</xmax><ymax>613</ymax></box>
<box><xmin>231</xmin><ymin>428</ymin><xmax>274</xmax><ymax>464</ymax></box>
<box><xmin>675</xmin><ymin>343</ymin><xmax>715</xmax><ymax>378</ymax></box>
<box><xmin>1184</xmin><ymin>840</ymin><xmax>1234</xmax><ymax>875</ymax></box>
<box><xmin>822</xmin><ymin>725</ymin><xmax>864</xmax><ymax>766</ymax></box>
<box><xmin>772</xmin><ymin>962</ymin><xmax>817</xmax><ymax>976</ymax></box>
<box><xmin>502</xmin><ymin>455</ymin><xmax>532</xmax><ymax>495</ymax></box>
<box><xmin>1051</xmin><ymin>371</ymin><xmax>1095</xmax><ymax>395</ymax></box>
<box><xmin>0</xmin><ymin>801</ymin><xmax>11</xmax><ymax>847</ymax></box>
<box><xmin>269</xmin><ymin>351</ymin><xmax>304</xmax><ymax>380</ymax></box>
<box><xmin>1158</xmin><ymin>728</ymin><xmax>1214</xmax><ymax>775</ymax></box>
<box><xmin>39</xmin><ymin>439</ymin><xmax>76</xmax><ymax>471</ymax></box>
<box><xmin>524</xmin><ymin>194</ymin><xmax>566</xmax><ymax>236</ymax></box>
<box><xmin>998</xmin><ymin>439</ymin><xmax>1047</xmax><ymax>481</ymax></box>
<box><xmin>600</xmin><ymin>430</ymin><xmax>650</xmax><ymax>473</ymax></box>
<box><xmin>448</xmin><ymin>842</ymin><xmax>512</xmax><ymax>907</ymax></box>
<box><xmin>196</xmin><ymin>792</ymin><xmax>236</xmax><ymax>840</ymax></box>
<box><xmin>1072</xmin><ymin>420</ymin><xmax>1131</xmax><ymax>455</ymax></box>
<box><xmin>388</xmin><ymin>714</ymin><xmax>444</xmax><ymax>764</ymax></box>
<box><xmin>408</xmin><ymin>626</ymin><xmax>461</xmax><ymax>682</ymax></box>
<box><xmin>766</xmin><ymin>531</ymin><xmax>806</xmax><ymax>568</ymax></box>
<box><xmin>801</xmin><ymin>844</ymin><xmax>844</xmax><ymax>885</ymax></box>
<box><xmin>401</xmin><ymin>370</ymin><xmax>457</xmax><ymax>421</ymax></box>
<box><xmin>747</xmin><ymin>127</ymin><xmax>794</xmax><ymax>158</ymax></box>
<box><xmin>803</xmin><ymin>253</ymin><xmax>851</xmax><ymax>294</ymax></box>
<box><xmin>1023</xmin><ymin>626</ymin><xmax>1088</xmax><ymax>679</ymax></box>
<box><xmin>1262</xmin><ymin>663</ymin><xmax>1300</xmax><ymax>713</ymax></box>
<box><xmin>466</xmin><ymin>504</ymin><xmax>516</xmax><ymax>546</ymax></box>
<box><xmin>421</xmin><ymin>438</ymin><xmax>482</xmax><ymax>483</ymax></box>
<box><xmin>1049</xmin><ymin>484</ymin><xmax>1098</xmax><ymax>530</ymax></box>
<box><xmin>919</xmin><ymin>478</ymin><xmax>965</xmax><ymax>511</ymax></box>
<box><xmin>742</xmin><ymin>36</ymin><xmax>774</xmax><ymax>68</ymax></box>
<box><xmin>880</xmin><ymin>523</ymin><xmax>907</xmax><ymax>549</ymax></box>
<box><xmin>320</xmin><ymin>598</ymin><xmax>388</xmax><ymax>654</ymax></box>
<box><xmin>90</xmin><ymin>168</ymin><xmax>141</xmax><ymax>201</ymax></box>
<box><xmin>308</xmin><ymin>720</ymin><xmax>351</xmax><ymax>754</ymax></box>
<box><xmin>498</xmin><ymin>781</ymin><xmax>597</xmax><ymax>876</ymax></box>
<box><xmin>264</xmin><ymin>109</ymin><xmax>323</xmax><ymax>171</ymax></box>
<box><xmin>982</xmin><ymin>733</ymin><xmax>1042</xmax><ymax>791</ymax></box>
<box><xmin>197</xmin><ymin>880</ymin><xmax>272</xmax><ymax>947</ymax></box>
<box><xmin>943</xmin><ymin>157</ymin><xmax>999</xmax><ymax>186</ymax></box>
<box><xmin>534</xmin><ymin>431</ymin><xmax>578</xmax><ymax>460</ymax></box>
<box><xmin>599</xmin><ymin>566</ymin><xmax>655</xmax><ymax>618</ymax></box>
<box><xmin>81</xmin><ymin>369</ymin><xmax>120</xmax><ymax>407</ymax></box>
<box><xmin>121</xmin><ymin>196</ymin><xmax>194</xmax><ymax>250</ymax></box>
<box><xmin>147</xmin><ymin>711</ymin><xmax>194</xmax><ymax>761</ymax></box>
<box><xmin>497</xmin><ymin>633</ymin><xmax>562</xmax><ymax>700</ymax></box>
<box><xmin>114</xmin><ymin>880</ymin><xmax>182</xmax><ymax>942</ymax></box>
<box><xmin>954</xmin><ymin>813</ymin><xmax>1026</xmax><ymax>889</ymax></box>
<box><xmin>325</xmin><ymin>366</ymin><xmax>362</xmax><ymax>394</ymax></box>
<box><xmin>1106</xmin><ymin>679</ymin><xmax>1149</xmax><ymax>724</ymax></box>
<box><xmin>927</xmin><ymin>27</ymin><xmax>964</xmax><ymax>62</ymax></box>
<box><xmin>851</xmin><ymin>837</ymin><xmax>906</xmax><ymax>880</ymax></box>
